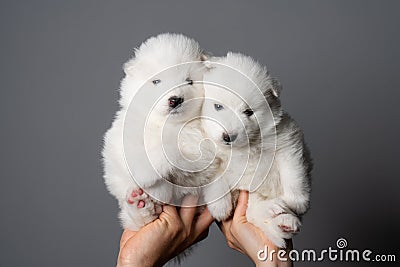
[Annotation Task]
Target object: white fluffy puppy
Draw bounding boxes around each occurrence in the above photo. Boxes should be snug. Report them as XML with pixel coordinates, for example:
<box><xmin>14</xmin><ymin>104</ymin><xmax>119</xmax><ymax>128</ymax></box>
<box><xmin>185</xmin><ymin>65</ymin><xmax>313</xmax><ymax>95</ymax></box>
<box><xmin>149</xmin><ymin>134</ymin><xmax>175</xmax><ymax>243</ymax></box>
<box><xmin>201</xmin><ymin>52</ymin><xmax>312</xmax><ymax>247</ymax></box>
<box><xmin>102</xmin><ymin>33</ymin><xmax>216</xmax><ymax>231</ymax></box>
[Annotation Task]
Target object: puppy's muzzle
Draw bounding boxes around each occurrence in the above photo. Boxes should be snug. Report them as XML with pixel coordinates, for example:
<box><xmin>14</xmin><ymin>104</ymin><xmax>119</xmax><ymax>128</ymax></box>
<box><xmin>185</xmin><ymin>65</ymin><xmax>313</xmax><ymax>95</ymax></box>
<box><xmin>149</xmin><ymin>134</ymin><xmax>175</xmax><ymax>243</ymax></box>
<box><xmin>222</xmin><ymin>132</ymin><xmax>237</xmax><ymax>144</ymax></box>
<box><xmin>168</xmin><ymin>96</ymin><xmax>184</xmax><ymax>109</ymax></box>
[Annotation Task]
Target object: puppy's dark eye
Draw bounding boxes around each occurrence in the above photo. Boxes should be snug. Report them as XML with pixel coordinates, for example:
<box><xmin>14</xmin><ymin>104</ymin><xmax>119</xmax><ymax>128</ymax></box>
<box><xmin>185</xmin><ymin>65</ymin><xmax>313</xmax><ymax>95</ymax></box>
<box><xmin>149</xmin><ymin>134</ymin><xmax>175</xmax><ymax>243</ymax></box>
<box><xmin>186</xmin><ymin>78</ymin><xmax>193</xmax><ymax>85</ymax></box>
<box><xmin>244</xmin><ymin>109</ymin><xmax>254</xmax><ymax>116</ymax></box>
<box><xmin>214</xmin><ymin>104</ymin><xmax>224</xmax><ymax>111</ymax></box>
<box><xmin>152</xmin><ymin>79</ymin><xmax>161</xmax><ymax>85</ymax></box>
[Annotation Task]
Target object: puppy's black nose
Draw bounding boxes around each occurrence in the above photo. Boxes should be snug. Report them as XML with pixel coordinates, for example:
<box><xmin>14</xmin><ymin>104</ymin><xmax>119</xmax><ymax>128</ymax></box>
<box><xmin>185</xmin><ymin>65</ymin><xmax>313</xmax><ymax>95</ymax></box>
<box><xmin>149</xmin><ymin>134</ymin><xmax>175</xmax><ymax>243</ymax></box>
<box><xmin>168</xmin><ymin>96</ymin><xmax>184</xmax><ymax>108</ymax></box>
<box><xmin>222</xmin><ymin>132</ymin><xmax>237</xmax><ymax>143</ymax></box>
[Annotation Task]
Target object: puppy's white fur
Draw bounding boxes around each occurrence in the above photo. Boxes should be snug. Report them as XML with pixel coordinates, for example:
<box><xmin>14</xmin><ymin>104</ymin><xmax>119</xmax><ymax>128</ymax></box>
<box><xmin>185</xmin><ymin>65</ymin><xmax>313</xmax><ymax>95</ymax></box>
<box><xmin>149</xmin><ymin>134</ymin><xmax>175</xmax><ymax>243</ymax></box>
<box><xmin>202</xmin><ymin>52</ymin><xmax>312</xmax><ymax>247</ymax></box>
<box><xmin>102</xmin><ymin>33</ymin><xmax>217</xmax><ymax>231</ymax></box>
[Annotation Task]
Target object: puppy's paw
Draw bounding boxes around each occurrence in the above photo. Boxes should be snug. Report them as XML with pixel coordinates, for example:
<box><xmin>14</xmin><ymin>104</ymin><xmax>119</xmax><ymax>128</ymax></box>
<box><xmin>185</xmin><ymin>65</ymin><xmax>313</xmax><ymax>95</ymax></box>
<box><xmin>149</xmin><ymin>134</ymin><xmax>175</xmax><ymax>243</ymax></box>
<box><xmin>263</xmin><ymin>198</ymin><xmax>290</xmax><ymax>218</ymax></box>
<box><xmin>126</xmin><ymin>188</ymin><xmax>162</xmax><ymax>217</ymax></box>
<box><xmin>207</xmin><ymin>197</ymin><xmax>232</xmax><ymax>221</ymax></box>
<box><xmin>273</xmin><ymin>213</ymin><xmax>301</xmax><ymax>233</ymax></box>
<box><xmin>248</xmin><ymin>217</ymin><xmax>288</xmax><ymax>248</ymax></box>
<box><xmin>282</xmin><ymin>193</ymin><xmax>309</xmax><ymax>215</ymax></box>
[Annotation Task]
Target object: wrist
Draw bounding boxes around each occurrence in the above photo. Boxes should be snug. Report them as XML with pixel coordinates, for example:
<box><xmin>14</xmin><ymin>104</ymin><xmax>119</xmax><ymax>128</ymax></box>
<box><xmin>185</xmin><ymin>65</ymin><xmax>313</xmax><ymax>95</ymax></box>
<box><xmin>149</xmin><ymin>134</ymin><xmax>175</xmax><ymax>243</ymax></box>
<box><xmin>117</xmin><ymin>259</ymin><xmax>155</xmax><ymax>267</ymax></box>
<box><xmin>253</xmin><ymin>243</ymin><xmax>292</xmax><ymax>267</ymax></box>
<box><xmin>251</xmin><ymin>243</ymin><xmax>280</xmax><ymax>267</ymax></box>
<box><xmin>117</xmin><ymin>253</ymin><xmax>157</xmax><ymax>267</ymax></box>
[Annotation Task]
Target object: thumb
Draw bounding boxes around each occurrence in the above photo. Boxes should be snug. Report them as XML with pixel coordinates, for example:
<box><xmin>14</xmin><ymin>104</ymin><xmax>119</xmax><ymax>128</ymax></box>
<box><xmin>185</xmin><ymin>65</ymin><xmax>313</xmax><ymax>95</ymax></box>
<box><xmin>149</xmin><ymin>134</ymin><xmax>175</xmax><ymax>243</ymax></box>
<box><xmin>233</xmin><ymin>190</ymin><xmax>249</xmax><ymax>220</ymax></box>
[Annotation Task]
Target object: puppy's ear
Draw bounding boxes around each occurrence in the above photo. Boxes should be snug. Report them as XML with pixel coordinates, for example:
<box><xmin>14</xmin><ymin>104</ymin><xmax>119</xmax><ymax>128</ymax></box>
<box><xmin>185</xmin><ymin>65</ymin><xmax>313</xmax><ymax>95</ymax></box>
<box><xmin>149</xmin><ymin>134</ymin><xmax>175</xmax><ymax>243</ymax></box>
<box><xmin>123</xmin><ymin>59</ymin><xmax>136</xmax><ymax>76</ymax></box>
<box><xmin>200</xmin><ymin>51</ymin><xmax>212</xmax><ymax>61</ymax></box>
<box><xmin>200</xmin><ymin>51</ymin><xmax>216</xmax><ymax>69</ymax></box>
<box><xmin>267</xmin><ymin>77</ymin><xmax>282</xmax><ymax>98</ymax></box>
<box><xmin>203</xmin><ymin>60</ymin><xmax>214</xmax><ymax>69</ymax></box>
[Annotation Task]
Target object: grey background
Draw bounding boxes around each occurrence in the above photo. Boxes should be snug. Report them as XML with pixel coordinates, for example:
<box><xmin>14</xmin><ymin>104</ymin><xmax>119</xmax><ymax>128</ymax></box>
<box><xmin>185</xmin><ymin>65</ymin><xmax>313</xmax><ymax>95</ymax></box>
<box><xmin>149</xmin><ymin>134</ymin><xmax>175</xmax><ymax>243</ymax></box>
<box><xmin>0</xmin><ymin>0</ymin><xmax>399</xmax><ymax>266</ymax></box>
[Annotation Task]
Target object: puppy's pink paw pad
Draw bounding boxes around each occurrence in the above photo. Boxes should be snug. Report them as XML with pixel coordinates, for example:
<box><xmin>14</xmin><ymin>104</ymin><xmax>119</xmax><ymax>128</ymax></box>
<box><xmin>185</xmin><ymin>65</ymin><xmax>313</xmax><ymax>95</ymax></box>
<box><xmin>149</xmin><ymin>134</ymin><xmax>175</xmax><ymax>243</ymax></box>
<box><xmin>137</xmin><ymin>200</ymin><xmax>145</xmax><ymax>208</ymax></box>
<box><xmin>127</xmin><ymin>188</ymin><xmax>147</xmax><ymax>207</ymax></box>
<box><xmin>279</xmin><ymin>225</ymin><xmax>294</xmax><ymax>233</ymax></box>
<box><xmin>125</xmin><ymin>187</ymin><xmax>162</xmax><ymax>216</ymax></box>
<box><xmin>274</xmin><ymin>213</ymin><xmax>301</xmax><ymax>234</ymax></box>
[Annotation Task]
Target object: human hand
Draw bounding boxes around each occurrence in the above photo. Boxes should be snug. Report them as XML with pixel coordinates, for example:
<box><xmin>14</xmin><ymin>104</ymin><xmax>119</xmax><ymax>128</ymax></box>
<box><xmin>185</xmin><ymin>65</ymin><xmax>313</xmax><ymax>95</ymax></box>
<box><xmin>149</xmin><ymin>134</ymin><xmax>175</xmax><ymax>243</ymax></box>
<box><xmin>117</xmin><ymin>195</ymin><xmax>213</xmax><ymax>267</ymax></box>
<box><xmin>218</xmin><ymin>190</ymin><xmax>293</xmax><ymax>267</ymax></box>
